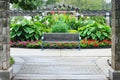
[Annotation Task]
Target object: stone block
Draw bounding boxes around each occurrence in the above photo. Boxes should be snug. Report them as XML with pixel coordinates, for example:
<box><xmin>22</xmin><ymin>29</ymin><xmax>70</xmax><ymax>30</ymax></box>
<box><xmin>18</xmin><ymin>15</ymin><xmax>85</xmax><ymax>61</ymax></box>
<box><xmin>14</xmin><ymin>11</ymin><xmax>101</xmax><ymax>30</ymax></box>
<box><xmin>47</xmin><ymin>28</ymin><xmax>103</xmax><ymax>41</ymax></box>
<box><xmin>0</xmin><ymin>18</ymin><xmax>7</xmax><ymax>27</ymax></box>
<box><xmin>109</xmin><ymin>68</ymin><xmax>120</xmax><ymax>80</ymax></box>
<box><xmin>0</xmin><ymin>43</ymin><xmax>3</xmax><ymax>51</ymax></box>
<box><xmin>0</xmin><ymin>67</ymin><xmax>13</xmax><ymax>80</ymax></box>
<box><xmin>0</xmin><ymin>11</ymin><xmax>7</xmax><ymax>18</ymax></box>
<box><xmin>0</xmin><ymin>1</ymin><xmax>6</xmax><ymax>10</ymax></box>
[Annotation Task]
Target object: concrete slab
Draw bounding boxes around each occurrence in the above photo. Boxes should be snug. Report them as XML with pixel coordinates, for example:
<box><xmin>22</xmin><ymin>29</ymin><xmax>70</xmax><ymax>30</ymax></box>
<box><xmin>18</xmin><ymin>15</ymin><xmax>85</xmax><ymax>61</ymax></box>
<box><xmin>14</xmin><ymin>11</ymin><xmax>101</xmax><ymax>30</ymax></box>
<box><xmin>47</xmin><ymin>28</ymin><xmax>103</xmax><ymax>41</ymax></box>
<box><xmin>11</xmin><ymin>48</ymin><xmax>111</xmax><ymax>57</ymax></box>
<box><xmin>96</xmin><ymin>57</ymin><xmax>112</xmax><ymax>77</ymax></box>
<box><xmin>0</xmin><ymin>67</ymin><xmax>13</xmax><ymax>80</ymax></box>
<box><xmin>11</xmin><ymin>48</ymin><xmax>60</xmax><ymax>56</ymax></box>
<box><xmin>60</xmin><ymin>49</ymin><xmax>111</xmax><ymax>57</ymax></box>
<box><xmin>11</xmin><ymin>48</ymin><xmax>111</xmax><ymax>80</ymax></box>
<box><xmin>13</xmin><ymin>57</ymin><xmax>98</xmax><ymax>65</ymax></box>
<box><xmin>14</xmin><ymin>74</ymin><xmax>107</xmax><ymax>80</ymax></box>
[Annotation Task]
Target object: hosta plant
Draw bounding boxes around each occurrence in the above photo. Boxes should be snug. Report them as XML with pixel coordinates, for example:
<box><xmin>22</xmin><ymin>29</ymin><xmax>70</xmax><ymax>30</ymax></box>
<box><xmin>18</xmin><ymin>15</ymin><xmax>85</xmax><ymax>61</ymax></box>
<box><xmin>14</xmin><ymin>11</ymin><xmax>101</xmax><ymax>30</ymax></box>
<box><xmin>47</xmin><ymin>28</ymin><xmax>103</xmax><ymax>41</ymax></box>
<box><xmin>10</xmin><ymin>18</ymin><xmax>42</xmax><ymax>41</ymax></box>
<box><xmin>78</xmin><ymin>20</ymin><xmax>111</xmax><ymax>41</ymax></box>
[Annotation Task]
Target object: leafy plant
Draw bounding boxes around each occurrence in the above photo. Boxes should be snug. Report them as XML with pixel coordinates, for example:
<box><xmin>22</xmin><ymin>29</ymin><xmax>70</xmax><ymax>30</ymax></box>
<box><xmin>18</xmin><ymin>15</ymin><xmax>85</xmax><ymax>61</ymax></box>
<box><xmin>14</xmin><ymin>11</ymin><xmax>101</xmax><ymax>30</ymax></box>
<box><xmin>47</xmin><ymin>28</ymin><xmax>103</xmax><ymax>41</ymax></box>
<box><xmin>51</xmin><ymin>21</ymin><xmax>69</xmax><ymax>33</ymax></box>
<box><xmin>90</xmin><ymin>16</ymin><xmax>106</xmax><ymax>25</ymax></box>
<box><xmin>68</xmin><ymin>30</ymin><xmax>78</xmax><ymax>33</ymax></box>
<box><xmin>78</xmin><ymin>20</ymin><xmax>111</xmax><ymax>41</ymax></box>
<box><xmin>10</xmin><ymin>17</ymin><xmax>42</xmax><ymax>41</ymax></box>
<box><xmin>10</xmin><ymin>56</ymin><xmax>15</xmax><ymax>66</ymax></box>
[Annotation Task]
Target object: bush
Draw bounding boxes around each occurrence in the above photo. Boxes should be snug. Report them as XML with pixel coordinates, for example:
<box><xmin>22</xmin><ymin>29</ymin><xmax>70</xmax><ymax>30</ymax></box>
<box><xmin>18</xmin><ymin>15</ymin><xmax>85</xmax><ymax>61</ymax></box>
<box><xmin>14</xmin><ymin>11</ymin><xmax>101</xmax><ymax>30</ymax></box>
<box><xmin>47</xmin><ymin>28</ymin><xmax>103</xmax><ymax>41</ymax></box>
<box><xmin>51</xmin><ymin>21</ymin><xmax>68</xmax><ymax>33</ymax></box>
<box><xmin>78</xmin><ymin>20</ymin><xmax>111</xmax><ymax>41</ymax></box>
<box><xmin>10</xmin><ymin>56</ymin><xmax>15</xmax><ymax>66</ymax></box>
<box><xmin>10</xmin><ymin>17</ymin><xmax>42</xmax><ymax>41</ymax></box>
<box><xmin>68</xmin><ymin>30</ymin><xmax>78</xmax><ymax>33</ymax></box>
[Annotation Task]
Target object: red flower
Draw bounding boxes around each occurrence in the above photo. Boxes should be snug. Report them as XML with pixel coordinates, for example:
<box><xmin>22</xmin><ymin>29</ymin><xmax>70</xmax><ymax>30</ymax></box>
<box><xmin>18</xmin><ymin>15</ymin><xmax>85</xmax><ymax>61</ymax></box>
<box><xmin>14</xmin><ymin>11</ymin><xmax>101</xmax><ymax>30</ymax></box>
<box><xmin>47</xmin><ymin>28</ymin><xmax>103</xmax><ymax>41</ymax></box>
<box><xmin>87</xmin><ymin>39</ymin><xmax>91</xmax><ymax>45</ymax></box>
<box><xmin>93</xmin><ymin>43</ymin><xmax>99</xmax><ymax>47</ymax></box>
<box><xmin>83</xmin><ymin>39</ymin><xmax>87</xmax><ymax>44</ymax></box>
<box><xmin>103</xmin><ymin>39</ymin><xmax>108</xmax><ymax>43</ymax></box>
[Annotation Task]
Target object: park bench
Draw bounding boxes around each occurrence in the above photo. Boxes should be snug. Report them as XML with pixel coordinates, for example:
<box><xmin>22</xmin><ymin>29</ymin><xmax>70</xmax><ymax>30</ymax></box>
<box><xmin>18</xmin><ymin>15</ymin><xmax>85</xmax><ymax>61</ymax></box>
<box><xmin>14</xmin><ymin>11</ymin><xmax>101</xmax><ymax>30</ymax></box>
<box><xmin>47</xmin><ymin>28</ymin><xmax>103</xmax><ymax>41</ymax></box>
<box><xmin>41</xmin><ymin>33</ymin><xmax>81</xmax><ymax>50</ymax></box>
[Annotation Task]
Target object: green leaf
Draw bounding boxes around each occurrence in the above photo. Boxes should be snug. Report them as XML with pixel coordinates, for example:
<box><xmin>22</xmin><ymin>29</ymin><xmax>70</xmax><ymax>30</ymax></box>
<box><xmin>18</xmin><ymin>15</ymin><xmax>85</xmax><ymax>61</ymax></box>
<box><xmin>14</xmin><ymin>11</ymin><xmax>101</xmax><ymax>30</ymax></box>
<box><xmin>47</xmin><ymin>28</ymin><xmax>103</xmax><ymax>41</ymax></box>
<box><xmin>102</xmin><ymin>32</ymin><xmax>108</xmax><ymax>37</ymax></box>
<box><xmin>96</xmin><ymin>31</ymin><xmax>101</xmax><ymax>38</ymax></box>
<box><xmin>100</xmin><ymin>36</ymin><xmax>105</xmax><ymax>40</ymax></box>
<box><xmin>21</xmin><ymin>20</ymin><xmax>28</xmax><ymax>26</ymax></box>
<box><xmin>98</xmin><ymin>24</ymin><xmax>104</xmax><ymax>28</ymax></box>
<box><xmin>83</xmin><ymin>28</ymin><xmax>88</xmax><ymax>36</ymax></box>
<box><xmin>28</xmin><ymin>28</ymin><xmax>34</xmax><ymax>34</ymax></box>
<box><xmin>104</xmin><ymin>26</ymin><xmax>111</xmax><ymax>33</ymax></box>
<box><xmin>87</xmin><ymin>30</ymin><xmax>91</xmax><ymax>35</ymax></box>
<box><xmin>89</xmin><ymin>27</ymin><xmax>95</xmax><ymax>32</ymax></box>
<box><xmin>23</xmin><ymin>27</ymin><xmax>29</xmax><ymax>33</ymax></box>
<box><xmin>34</xmin><ymin>34</ymin><xmax>39</xmax><ymax>40</ymax></box>
<box><xmin>10</xmin><ymin>32</ymin><xmax>16</xmax><ymax>38</ymax></box>
<box><xmin>13</xmin><ymin>26</ymin><xmax>20</xmax><ymax>32</ymax></box>
<box><xmin>91</xmin><ymin>33</ymin><xmax>96</xmax><ymax>40</ymax></box>
<box><xmin>25</xmin><ymin>35</ymin><xmax>29</xmax><ymax>39</ymax></box>
<box><xmin>16</xmin><ymin>31</ymin><xmax>22</xmax><ymax>36</ymax></box>
<box><xmin>23</xmin><ymin>27</ymin><xmax>34</xmax><ymax>34</ymax></box>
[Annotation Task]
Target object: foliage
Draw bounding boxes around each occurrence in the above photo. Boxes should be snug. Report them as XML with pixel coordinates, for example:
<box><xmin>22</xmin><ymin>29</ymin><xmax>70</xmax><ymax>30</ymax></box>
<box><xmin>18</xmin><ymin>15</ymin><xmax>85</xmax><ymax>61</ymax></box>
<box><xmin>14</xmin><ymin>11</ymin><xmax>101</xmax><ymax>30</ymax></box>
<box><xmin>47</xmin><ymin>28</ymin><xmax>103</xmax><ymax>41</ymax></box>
<box><xmin>10</xmin><ymin>0</ymin><xmax>111</xmax><ymax>11</ymax></box>
<box><xmin>78</xmin><ymin>20</ymin><xmax>111</xmax><ymax>41</ymax></box>
<box><xmin>10</xmin><ymin>39</ymin><xmax>111</xmax><ymax>48</ymax></box>
<box><xmin>27</xmin><ymin>41</ymin><xmax>41</xmax><ymax>48</ymax></box>
<box><xmin>62</xmin><ymin>0</ymin><xmax>111</xmax><ymax>10</ymax></box>
<box><xmin>10</xmin><ymin>17</ymin><xmax>43</xmax><ymax>41</ymax></box>
<box><xmin>10</xmin><ymin>15</ymin><xmax>111</xmax><ymax>42</ymax></box>
<box><xmin>68</xmin><ymin>30</ymin><xmax>78</xmax><ymax>33</ymax></box>
<box><xmin>51</xmin><ymin>21</ymin><xmax>68</xmax><ymax>33</ymax></box>
<box><xmin>10</xmin><ymin>0</ymin><xmax>60</xmax><ymax>10</ymax></box>
<box><xmin>42</xmin><ymin>14</ymin><xmax>77</xmax><ymax>30</ymax></box>
<box><xmin>10</xmin><ymin>0</ymin><xmax>43</xmax><ymax>10</ymax></box>
<box><xmin>67</xmin><ymin>16</ymin><xmax>77</xmax><ymax>30</ymax></box>
<box><xmin>89</xmin><ymin>16</ymin><xmax>106</xmax><ymax>25</ymax></box>
<box><xmin>10</xmin><ymin>56</ymin><xmax>15</xmax><ymax>66</ymax></box>
<box><xmin>80</xmin><ymin>39</ymin><xmax>111</xmax><ymax>48</ymax></box>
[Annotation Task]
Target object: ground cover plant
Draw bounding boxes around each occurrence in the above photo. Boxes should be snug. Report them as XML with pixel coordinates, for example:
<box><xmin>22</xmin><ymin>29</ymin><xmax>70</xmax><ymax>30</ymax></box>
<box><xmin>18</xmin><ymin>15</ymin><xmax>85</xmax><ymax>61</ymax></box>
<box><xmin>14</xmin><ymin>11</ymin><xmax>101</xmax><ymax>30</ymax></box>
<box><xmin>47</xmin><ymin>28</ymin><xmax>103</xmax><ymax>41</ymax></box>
<box><xmin>10</xmin><ymin>56</ymin><xmax>15</xmax><ymax>66</ymax></box>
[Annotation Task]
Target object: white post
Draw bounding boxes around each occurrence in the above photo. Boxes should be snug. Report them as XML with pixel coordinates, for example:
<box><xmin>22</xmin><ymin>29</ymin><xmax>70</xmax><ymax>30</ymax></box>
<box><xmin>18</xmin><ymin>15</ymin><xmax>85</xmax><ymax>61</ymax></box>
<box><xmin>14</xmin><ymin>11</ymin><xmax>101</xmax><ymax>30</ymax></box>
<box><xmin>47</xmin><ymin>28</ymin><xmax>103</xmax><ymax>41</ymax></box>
<box><xmin>106</xmin><ymin>12</ymin><xmax>110</xmax><ymax>26</ymax></box>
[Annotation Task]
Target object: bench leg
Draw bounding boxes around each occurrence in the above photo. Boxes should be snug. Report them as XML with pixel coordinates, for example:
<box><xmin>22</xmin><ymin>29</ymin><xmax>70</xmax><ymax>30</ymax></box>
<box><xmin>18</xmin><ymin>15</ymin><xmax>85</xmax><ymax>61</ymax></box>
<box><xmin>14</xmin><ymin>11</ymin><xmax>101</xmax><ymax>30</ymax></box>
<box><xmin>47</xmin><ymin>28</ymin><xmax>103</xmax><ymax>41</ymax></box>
<box><xmin>41</xmin><ymin>42</ymin><xmax>44</xmax><ymax>51</ymax></box>
<box><xmin>78</xmin><ymin>42</ymin><xmax>80</xmax><ymax>51</ymax></box>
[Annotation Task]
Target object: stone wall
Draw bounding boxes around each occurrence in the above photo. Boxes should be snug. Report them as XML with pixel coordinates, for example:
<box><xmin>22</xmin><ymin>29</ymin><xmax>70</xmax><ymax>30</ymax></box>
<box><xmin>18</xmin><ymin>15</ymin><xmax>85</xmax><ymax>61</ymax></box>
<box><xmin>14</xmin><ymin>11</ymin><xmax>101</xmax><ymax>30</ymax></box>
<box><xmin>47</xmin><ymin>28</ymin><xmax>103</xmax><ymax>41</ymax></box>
<box><xmin>0</xmin><ymin>0</ymin><xmax>10</xmax><ymax>70</ymax></box>
<box><xmin>111</xmin><ymin>0</ymin><xmax>120</xmax><ymax>70</ymax></box>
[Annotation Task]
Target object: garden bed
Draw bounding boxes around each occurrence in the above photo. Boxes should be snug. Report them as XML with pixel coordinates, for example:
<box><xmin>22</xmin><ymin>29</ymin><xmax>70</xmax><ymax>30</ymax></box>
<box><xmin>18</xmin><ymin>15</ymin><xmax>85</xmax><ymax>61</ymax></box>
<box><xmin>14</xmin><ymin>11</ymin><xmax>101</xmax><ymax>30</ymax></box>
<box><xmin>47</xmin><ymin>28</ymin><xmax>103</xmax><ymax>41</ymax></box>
<box><xmin>10</xmin><ymin>39</ymin><xmax>111</xmax><ymax>49</ymax></box>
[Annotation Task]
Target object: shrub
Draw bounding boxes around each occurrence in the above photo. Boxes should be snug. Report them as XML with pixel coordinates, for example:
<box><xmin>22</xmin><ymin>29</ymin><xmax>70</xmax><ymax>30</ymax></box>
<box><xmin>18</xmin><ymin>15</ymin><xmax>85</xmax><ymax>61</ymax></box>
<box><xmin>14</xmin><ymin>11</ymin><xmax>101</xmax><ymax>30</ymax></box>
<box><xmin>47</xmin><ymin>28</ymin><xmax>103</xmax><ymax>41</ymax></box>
<box><xmin>10</xmin><ymin>17</ymin><xmax>42</xmax><ymax>41</ymax></box>
<box><xmin>51</xmin><ymin>21</ymin><xmax>69</xmax><ymax>33</ymax></box>
<box><xmin>68</xmin><ymin>30</ymin><xmax>78</xmax><ymax>33</ymax></box>
<box><xmin>10</xmin><ymin>56</ymin><xmax>15</xmax><ymax>66</ymax></box>
<box><xmin>78</xmin><ymin>20</ymin><xmax>111</xmax><ymax>41</ymax></box>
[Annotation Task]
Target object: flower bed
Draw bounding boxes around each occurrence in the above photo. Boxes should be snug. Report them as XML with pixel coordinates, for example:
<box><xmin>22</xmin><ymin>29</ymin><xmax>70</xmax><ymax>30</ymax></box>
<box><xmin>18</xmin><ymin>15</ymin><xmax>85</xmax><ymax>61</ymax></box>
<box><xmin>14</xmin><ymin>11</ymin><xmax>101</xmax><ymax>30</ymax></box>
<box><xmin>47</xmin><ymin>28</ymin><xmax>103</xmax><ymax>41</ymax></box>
<box><xmin>10</xmin><ymin>39</ymin><xmax>111</xmax><ymax>49</ymax></box>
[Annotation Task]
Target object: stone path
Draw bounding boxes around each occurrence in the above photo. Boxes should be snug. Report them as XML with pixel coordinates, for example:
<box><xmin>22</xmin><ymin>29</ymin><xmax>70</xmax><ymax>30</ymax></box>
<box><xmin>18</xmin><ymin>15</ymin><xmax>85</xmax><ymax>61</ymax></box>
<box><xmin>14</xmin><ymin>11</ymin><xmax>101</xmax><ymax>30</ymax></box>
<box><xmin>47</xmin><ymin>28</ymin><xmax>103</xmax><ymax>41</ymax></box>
<box><xmin>11</xmin><ymin>48</ymin><xmax>111</xmax><ymax>80</ymax></box>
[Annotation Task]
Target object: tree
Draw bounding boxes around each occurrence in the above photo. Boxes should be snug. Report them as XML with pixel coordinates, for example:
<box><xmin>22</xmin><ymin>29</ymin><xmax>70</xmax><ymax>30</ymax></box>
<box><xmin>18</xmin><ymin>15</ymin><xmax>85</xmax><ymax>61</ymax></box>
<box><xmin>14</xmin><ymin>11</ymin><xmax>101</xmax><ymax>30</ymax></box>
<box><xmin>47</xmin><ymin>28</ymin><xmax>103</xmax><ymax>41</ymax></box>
<box><xmin>10</xmin><ymin>0</ymin><xmax>60</xmax><ymax>10</ymax></box>
<box><xmin>10</xmin><ymin>0</ymin><xmax>43</xmax><ymax>10</ymax></box>
<box><xmin>62</xmin><ymin>0</ymin><xmax>111</xmax><ymax>10</ymax></box>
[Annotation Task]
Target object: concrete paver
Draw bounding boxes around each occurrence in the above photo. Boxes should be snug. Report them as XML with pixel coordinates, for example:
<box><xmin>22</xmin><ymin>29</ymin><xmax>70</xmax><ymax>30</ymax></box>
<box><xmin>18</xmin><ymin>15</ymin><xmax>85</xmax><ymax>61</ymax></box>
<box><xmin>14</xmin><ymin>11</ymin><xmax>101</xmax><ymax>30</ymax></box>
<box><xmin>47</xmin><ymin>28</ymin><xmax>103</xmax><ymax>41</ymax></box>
<box><xmin>11</xmin><ymin>48</ymin><xmax>111</xmax><ymax>80</ymax></box>
<box><xmin>11</xmin><ymin>48</ymin><xmax>111</xmax><ymax>57</ymax></box>
<box><xmin>60</xmin><ymin>49</ymin><xmax>111</xmax><ymax>57</ymax></box>
<box><xmin>11</xmin><ymin>48</ymin><xmax>61</xmax><ymax>56</ymax></box>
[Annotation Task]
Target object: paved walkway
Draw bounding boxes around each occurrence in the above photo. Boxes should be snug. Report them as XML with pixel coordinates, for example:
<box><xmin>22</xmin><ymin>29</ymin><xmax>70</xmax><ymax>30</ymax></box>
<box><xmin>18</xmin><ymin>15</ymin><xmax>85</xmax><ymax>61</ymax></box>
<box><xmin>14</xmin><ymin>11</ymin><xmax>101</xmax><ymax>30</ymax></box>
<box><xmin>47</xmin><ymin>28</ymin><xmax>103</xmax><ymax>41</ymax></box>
<box><xmin>11</xmin><ymin>48</ymin><xmax>112</xmax><ymax>80</ymax></box>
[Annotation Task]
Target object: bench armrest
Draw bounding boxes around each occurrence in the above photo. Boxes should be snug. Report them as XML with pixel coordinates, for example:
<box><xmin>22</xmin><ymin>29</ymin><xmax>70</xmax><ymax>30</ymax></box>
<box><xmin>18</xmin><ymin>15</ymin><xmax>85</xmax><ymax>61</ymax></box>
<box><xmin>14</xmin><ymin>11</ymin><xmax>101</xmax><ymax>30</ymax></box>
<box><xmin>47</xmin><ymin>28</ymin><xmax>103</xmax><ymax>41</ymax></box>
<box><xmin>79</xmin><ymin>36</ymin><xmax>81</xmax><ymax>40</ymax></box>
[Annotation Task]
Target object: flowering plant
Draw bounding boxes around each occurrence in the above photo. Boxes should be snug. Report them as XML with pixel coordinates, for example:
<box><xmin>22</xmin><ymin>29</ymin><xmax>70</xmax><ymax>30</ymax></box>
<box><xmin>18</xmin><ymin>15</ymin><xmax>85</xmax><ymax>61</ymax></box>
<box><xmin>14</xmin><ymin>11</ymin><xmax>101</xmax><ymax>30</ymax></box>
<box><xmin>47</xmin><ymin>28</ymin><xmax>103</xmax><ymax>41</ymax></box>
<box><xmin>10</xmin><ymin>39</ymin><xmax>111</xmax><ymax>48</ymax></box>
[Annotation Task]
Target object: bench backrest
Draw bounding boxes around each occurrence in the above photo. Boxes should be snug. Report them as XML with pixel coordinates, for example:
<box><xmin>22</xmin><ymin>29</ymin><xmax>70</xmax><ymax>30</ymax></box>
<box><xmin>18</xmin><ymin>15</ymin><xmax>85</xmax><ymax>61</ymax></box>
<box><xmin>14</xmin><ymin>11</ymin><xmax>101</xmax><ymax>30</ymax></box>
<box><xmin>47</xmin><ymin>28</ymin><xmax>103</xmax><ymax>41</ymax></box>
<box><xmin>43</xmin><ymin>33</ymin><xmax>80</xmax><ymax>41</ymax></box>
